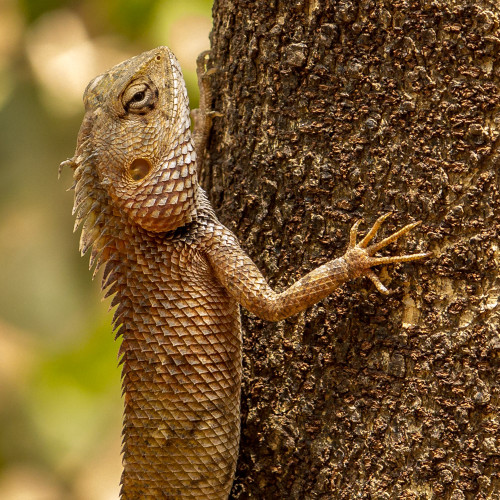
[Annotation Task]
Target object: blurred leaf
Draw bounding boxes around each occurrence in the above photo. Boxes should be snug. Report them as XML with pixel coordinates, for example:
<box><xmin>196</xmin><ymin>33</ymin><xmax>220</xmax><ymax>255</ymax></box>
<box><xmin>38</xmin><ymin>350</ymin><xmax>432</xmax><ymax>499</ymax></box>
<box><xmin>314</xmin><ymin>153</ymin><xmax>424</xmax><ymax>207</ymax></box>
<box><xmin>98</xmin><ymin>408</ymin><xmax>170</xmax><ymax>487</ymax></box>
<box><xmin>94</xmin><ymin>0</ymin><xmax>162</xmax><ymax>39</ymax></box>
<box><xmin>35</xmin><ymin>320</ymin><xmax>120</xmax><ymax>394</ymax></box>
<box><xmin>18</xmin><ymin>0</ymin><xmax>68</xmax><ymax>23</ymax></box>
<box><xmin>24</xmin><ymin>319</ymin><xmax>121</xmax><ymax>465</ymax></box>
<box><xmin>0</xmin><ymin>1</ymin><xmax>213</xmax><ymax>497</ymax></box>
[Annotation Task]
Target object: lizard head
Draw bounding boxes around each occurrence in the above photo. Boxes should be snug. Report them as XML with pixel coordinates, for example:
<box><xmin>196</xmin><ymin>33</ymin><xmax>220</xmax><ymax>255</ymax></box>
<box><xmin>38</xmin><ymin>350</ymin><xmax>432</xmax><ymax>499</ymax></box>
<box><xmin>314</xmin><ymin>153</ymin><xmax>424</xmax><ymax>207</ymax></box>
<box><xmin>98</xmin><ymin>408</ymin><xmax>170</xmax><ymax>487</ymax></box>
<box><xmin>71</xmin><ymin>46</ymin><xmax>198</xmax><ymax>233</ymax></box>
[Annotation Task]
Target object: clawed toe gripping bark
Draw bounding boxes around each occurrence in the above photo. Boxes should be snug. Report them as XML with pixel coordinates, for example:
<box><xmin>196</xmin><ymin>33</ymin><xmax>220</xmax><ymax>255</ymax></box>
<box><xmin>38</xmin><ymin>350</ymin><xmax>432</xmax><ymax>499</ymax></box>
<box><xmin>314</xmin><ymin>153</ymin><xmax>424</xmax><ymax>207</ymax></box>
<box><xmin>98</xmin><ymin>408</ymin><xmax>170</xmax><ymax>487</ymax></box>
<box><xmin>344</xmin><ymin>213</ymin><xmax>432</xmax><ymax>294</ymax></box>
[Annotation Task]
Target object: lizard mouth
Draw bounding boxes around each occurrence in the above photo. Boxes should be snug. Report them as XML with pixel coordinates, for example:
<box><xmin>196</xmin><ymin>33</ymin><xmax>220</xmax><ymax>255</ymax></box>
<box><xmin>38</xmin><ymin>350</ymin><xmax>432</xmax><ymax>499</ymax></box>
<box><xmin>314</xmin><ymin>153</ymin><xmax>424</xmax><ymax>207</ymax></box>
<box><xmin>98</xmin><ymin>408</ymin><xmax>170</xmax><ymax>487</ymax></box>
<box><xmin>129</xmin><ymin>158</ymin><xmax>151</xmax><ymax>181</ymax></box>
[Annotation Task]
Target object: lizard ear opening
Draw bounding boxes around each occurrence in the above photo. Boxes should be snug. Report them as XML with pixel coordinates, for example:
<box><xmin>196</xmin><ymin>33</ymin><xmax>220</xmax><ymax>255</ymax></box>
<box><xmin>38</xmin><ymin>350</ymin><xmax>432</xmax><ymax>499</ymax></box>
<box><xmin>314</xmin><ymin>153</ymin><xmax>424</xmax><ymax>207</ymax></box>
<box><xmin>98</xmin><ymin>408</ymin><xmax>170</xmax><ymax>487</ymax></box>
<box><xmin>129</xmin><ymin>158</ymin><xmax>151</xmax><ymax>181</ymax></box>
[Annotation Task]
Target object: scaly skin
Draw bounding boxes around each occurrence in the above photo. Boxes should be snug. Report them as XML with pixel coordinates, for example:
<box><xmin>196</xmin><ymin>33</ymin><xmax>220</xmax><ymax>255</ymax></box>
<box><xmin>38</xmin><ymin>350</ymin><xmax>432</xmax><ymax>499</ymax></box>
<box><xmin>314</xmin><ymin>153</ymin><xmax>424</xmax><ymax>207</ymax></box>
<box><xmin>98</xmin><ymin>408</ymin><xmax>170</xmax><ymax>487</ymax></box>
<box><xmin>62</xmin><ymin>47</ymin><xmax>430</xmax><ymax>499</ymax></box>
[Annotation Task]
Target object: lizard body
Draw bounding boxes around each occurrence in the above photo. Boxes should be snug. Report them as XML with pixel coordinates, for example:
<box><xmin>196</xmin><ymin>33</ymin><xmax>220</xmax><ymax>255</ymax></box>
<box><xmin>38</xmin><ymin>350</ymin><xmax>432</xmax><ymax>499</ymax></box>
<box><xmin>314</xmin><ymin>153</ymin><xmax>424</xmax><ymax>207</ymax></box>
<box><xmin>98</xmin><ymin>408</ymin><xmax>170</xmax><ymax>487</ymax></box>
<box><xmin>62</xmin><ymin>47</ymin><xmax>429</xmax><ymax>499</ymax></box>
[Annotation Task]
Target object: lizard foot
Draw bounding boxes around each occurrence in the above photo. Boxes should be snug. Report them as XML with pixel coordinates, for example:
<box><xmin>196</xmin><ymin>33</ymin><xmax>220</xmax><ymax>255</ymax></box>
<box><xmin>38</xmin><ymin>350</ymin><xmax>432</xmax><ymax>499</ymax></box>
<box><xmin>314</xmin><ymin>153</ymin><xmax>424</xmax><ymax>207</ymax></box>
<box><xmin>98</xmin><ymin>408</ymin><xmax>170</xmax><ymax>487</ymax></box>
<box><xmin>343</xmin><ymin>213</ymin><xmax>432</xmax><ymax>294</ymax></box>
<box><xmin>191</xmin><ymin>50</ymin><xmax>222</xmax><ymax>169</ymax></box>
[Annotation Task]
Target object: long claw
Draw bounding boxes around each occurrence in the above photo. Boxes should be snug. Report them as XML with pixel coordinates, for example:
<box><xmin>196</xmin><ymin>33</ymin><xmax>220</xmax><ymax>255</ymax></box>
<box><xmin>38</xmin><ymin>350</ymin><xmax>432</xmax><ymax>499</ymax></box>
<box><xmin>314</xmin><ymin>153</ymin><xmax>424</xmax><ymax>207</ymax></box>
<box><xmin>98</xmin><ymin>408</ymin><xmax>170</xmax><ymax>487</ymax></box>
<box><xmin>349</xmin><ymin>220</ymin><xmax>362</xmax><ymax>248</ymax></box>
<box><xmin>367</xmin><ymin>221</ymin><xmax>422</xmax><ymax>255</ymax></box>
<box><xmin>359</xmin><ymin>212</ymin><xmax>392</xmax><ymax>248</ymax></box>
<box><xmin>368</xmin><ymin>252</ymin><xmax>432</xmax><ymax>267</ymax></box>
<box><xmin>203</xmin><ymin>67</ymin><xmax>217</xmax><ymax>78</ymax></box>
<box><xmin>366</xmin><ymin>270</ymin><xmax>389</xmax><ymax>294</ymax></box>
<box><xmin>344</xmin><ymin>215</ymin><xmax>431</xmax><ymax>294</ymax></box>
<box><xmin>58</xmin><ymin>158</ymin><xmax>76</xmax><ymax>178</ymax></box>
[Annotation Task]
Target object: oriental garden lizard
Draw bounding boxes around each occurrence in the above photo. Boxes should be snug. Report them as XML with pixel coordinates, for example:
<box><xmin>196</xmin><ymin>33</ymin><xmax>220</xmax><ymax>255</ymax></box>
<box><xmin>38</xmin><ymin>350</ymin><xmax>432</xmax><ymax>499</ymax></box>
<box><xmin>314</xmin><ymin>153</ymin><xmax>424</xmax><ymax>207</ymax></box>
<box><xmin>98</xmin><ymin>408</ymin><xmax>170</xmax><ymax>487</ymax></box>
<box><xmin>61</xmin><ymin>46</ymin><xmax>430</xmax><ymax>499</ymax></box>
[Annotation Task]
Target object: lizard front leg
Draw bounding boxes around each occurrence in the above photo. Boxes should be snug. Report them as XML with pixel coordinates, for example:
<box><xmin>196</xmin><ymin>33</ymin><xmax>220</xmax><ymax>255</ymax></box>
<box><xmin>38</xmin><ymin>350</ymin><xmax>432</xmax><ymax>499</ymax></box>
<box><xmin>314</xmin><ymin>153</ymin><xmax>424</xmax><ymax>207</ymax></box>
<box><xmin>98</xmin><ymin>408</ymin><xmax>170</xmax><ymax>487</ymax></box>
<box><xmin>206</xmin><ymin>214</ymin><xmax>431</xmax><ymax>322</ymax></box>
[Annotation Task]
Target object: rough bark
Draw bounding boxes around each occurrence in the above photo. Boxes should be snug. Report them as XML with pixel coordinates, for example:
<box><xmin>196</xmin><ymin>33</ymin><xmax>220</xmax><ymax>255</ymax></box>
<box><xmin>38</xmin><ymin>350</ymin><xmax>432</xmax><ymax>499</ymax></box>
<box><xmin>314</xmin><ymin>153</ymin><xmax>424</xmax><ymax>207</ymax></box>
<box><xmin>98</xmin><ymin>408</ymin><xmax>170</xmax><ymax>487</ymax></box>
<box><xmin>203</xmin><ymin>0</ymin><xmax>499</xmax><ymax>498</ymax></box>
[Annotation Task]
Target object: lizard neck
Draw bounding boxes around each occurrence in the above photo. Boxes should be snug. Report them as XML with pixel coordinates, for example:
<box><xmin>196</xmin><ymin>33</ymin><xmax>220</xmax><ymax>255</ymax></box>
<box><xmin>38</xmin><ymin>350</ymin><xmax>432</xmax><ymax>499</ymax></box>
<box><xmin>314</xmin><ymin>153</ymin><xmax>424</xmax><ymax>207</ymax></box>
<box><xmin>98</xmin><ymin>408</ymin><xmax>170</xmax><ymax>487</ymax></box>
<box><xmin>70</xmin><ymin>142</ymin><xmax>201</xmax><ymax>282</ymax></box>
<box><xmin>72</xmin><ymin>130</ymin><xmax>200</xmax><ymax>239</ymax></box>
<box><xmin>120</xmin><ymin>128</ymin><xmax>200</xmax><ymax>233</ymax></box>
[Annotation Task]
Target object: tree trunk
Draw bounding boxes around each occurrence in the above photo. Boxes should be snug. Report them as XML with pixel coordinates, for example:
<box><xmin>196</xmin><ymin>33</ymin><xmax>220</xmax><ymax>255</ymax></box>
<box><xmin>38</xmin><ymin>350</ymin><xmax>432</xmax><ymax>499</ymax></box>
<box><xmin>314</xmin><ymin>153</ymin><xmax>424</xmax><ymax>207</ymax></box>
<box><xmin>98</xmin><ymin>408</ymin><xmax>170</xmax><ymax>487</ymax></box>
<box><xmin>203</xmin><ymin>0</ymin><xmax>499</xmax><ymax>498</ymax></box>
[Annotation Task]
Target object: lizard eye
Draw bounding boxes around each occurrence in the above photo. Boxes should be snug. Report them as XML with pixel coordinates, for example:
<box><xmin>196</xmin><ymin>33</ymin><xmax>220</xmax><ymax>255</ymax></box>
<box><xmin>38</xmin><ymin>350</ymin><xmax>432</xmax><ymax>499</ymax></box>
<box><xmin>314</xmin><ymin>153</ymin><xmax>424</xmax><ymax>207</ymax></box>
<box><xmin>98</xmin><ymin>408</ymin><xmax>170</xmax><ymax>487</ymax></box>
<box><xmin>122</xmin><ymin>81</ymin><xmax>157</xmax><ymax>113</ymax></box>
<box><xmin>131</xmin><ymin>91</ymin><xmax>145</xmax><ymax>102</ymax></box>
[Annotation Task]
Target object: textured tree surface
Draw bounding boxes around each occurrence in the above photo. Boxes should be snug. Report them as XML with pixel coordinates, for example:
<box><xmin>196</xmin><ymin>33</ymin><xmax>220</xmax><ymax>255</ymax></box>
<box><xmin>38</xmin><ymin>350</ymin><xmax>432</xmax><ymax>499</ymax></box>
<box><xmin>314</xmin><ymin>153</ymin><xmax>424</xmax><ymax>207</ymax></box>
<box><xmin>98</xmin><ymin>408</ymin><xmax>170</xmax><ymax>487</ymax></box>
<box><xmin>203</xmin><ymin>0</ymin><xmax>499</xmax><ymax>498</ymax></box>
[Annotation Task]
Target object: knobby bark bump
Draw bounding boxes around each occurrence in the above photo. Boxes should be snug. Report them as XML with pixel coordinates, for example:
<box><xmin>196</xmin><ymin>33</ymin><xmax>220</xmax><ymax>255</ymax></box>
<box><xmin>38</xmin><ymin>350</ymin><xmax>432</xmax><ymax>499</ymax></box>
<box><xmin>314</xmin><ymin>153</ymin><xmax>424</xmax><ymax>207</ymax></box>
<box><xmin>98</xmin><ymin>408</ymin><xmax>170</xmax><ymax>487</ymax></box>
<box><xmin>205</xmin><ymin>0</ymin><xmax>499</xmax><ymax>498</ymax></box>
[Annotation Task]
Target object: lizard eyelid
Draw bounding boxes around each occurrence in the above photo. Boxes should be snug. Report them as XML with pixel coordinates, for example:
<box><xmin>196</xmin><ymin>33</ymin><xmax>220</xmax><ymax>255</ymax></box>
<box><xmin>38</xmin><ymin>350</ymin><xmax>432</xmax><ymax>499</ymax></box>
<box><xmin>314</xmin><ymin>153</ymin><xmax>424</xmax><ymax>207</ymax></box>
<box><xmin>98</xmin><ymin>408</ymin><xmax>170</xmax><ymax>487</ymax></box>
<box><xmin>122</xmin><ymin>81</ymin><xmax>157</xmax><ymax>113</ymax></box>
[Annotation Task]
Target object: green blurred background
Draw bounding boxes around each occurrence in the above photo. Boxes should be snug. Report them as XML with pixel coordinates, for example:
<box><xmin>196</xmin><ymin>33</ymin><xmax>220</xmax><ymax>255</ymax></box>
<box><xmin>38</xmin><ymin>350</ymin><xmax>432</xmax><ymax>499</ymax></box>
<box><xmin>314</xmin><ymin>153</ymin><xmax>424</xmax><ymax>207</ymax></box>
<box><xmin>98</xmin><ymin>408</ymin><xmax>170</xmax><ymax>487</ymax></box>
<box><xmin>0</xmin><ymin>1</ymin><xmax>213</xmax><ymax>498</ymax></box>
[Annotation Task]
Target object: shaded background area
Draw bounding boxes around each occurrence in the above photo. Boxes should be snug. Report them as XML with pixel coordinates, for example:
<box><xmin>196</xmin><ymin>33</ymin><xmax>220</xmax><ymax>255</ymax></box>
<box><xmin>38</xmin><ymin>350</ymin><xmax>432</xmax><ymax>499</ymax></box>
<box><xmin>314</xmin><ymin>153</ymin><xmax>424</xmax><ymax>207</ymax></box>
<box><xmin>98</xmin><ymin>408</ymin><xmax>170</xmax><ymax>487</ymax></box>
<box><xmin>0</xmin><ymin>1</ymin><xmax>212</xmax><ymax>498</ymax></box>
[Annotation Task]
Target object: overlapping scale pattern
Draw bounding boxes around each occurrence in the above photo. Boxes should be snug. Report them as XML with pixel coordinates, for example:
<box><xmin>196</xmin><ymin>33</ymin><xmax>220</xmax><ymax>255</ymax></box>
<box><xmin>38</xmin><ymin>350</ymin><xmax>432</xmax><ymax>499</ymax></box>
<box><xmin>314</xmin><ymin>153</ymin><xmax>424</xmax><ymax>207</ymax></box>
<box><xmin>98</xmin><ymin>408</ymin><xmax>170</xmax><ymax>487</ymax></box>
<box><xmin>73</xmin><ymin>151</ymin><xmax>243</xmax><ymax>497</ymax></box>
<box><xmin>116</xmin><ymin>210</ymin><xmax>242</xmax><ymax>499</ymax></box>
<box><xmin>69</xmin><ymin>47</ymin><xmax>244</xmax><ymax>498</ymax></box>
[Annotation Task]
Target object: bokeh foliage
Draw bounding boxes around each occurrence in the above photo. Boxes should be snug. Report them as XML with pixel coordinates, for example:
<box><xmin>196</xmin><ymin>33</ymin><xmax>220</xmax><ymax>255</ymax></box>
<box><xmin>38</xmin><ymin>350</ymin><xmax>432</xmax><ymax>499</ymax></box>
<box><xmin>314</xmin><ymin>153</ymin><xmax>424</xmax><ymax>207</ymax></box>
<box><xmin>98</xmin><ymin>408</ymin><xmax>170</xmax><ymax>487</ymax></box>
<box><xmin>0</xmin><ymin>1</ymin><xmax>212</xmax><ymax>498</ymax></box>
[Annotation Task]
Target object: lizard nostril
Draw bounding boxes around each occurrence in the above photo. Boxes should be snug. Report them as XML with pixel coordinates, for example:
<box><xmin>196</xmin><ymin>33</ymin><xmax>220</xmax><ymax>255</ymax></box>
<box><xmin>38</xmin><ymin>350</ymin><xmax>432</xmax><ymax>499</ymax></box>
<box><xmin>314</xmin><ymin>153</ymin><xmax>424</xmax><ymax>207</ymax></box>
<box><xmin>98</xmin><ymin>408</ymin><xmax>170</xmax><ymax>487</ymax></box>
<box><xmin>129</xmin><ymin>158</ymin><xmax>151</xmax><ymax>181</ymax></box>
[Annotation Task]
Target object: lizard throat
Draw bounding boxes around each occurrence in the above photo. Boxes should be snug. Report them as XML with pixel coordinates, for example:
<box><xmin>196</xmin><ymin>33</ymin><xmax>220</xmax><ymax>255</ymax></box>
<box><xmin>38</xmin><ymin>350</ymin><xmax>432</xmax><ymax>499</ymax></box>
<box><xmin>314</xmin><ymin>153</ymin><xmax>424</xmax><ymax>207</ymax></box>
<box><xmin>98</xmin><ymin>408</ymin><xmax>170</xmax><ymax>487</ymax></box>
<box><xmin>118</xmin><ymin>143</ymin><xmax>199</xmax><ymax>233</ymax></box>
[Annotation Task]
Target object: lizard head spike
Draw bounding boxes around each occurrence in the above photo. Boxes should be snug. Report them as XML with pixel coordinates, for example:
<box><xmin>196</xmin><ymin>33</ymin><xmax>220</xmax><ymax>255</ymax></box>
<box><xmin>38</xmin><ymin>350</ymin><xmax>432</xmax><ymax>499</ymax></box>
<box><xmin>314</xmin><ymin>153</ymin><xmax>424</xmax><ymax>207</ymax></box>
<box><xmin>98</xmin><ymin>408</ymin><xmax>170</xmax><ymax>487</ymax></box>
<box><xmin>74</xmin><ymin>46</ymin><xmax>198</xmax><ymax>233</ymax></box>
